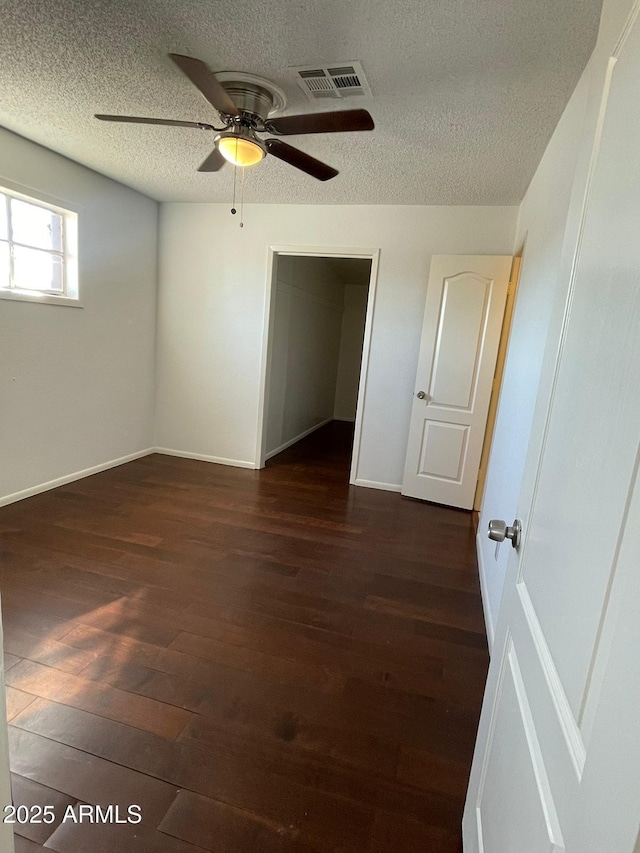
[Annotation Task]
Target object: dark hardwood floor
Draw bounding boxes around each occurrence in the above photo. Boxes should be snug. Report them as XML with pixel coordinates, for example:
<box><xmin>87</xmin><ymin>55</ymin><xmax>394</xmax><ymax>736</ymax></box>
<box><xmin>0</xmin><ymin>421</ymin><xmax>488</xmax><ymax>851</ymax></box>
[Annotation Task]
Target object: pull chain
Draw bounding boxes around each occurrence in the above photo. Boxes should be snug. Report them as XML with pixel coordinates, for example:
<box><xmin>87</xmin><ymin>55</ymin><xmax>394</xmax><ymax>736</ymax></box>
<box><xmin>230</xmin><ymin>161</ymin><xmax>237</xmax><ymax>216</ymax></box>
<box><xmin>228</xmin><ymin>138</ymin><xmax>245</xmax><ymax>228</ymax></box>
<box><xmin>239</xmin><ymin>166</ymin><xmax>245</xmax><ymax>229</ymax></box>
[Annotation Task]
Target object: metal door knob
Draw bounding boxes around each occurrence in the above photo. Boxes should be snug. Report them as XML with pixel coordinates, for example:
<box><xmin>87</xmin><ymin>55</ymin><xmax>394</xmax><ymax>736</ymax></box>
<box><xmin>488</xmin><ymin>518</ymin><xmax>522</xmax><ymax>549</ymax></box>
<box><xmin>416</xmin><ymin>390</ymin><xmax>427</xmax><ymax>399</ymax></box>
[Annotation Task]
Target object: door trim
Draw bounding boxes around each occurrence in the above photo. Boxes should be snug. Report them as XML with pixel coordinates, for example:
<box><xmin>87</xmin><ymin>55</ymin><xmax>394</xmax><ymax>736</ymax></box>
<box><xmin>473</xmin><ymin>241</ymin><xmax>526</xmax><ymax>511</ymax></box>
<box><xmin>255</xmin><ymin>245</ymin><xmax>381</xmax><ymax>485</ymax></box>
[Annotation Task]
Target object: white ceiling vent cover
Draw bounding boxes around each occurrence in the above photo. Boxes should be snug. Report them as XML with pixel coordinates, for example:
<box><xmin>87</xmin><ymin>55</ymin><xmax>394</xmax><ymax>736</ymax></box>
<box><xmin>289</xmin><ymin>62</ymin><xmax>372</xmax><ymax>102</ymax></box>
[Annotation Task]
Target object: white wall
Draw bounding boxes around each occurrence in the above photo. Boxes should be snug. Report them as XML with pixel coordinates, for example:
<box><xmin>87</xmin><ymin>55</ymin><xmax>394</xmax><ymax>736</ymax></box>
<box><xmin>334</xmin><ymin>281</ymin><xmax>369</xmax><ymax>422</ymax></box>
<box><xmin>155</xmin><ymin>204</ymin><xmax>517</xmax><ymax>485</ymax></box>
<box><xmin>477</xmin><ymin>0</ymin><xmax>631</xmax><ymax>646</ymax></box>
<box><xmin>0</xmin><ymin>128</ymin><xmax>158</xmax><ymax>504</ymax></box>
<box><xmin>266</xmin><ymin>255</ymin><xmax>344</xmax><ymax>457</ymax></box>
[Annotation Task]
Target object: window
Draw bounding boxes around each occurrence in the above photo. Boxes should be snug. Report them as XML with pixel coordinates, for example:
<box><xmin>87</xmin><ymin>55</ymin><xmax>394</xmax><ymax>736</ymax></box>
<box><xmin>0</xmin><ymin>186</ymin><xmax>79</xmax><ymax>305</ymax></box>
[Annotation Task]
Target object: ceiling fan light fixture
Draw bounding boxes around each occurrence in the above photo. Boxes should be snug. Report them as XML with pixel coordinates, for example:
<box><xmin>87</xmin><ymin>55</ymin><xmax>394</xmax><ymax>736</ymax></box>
<box><xmin>216</xmin><ymin>132</ymin><xmax>265</xmax><ymax>167</ymax></box>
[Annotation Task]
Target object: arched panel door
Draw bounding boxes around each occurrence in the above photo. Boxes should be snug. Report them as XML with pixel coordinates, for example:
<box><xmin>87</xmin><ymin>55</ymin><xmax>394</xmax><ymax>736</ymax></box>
<box><xmin>402</xmin><ymin>255</ymin><xmax>511</xmax><ymax>509</ymax></box>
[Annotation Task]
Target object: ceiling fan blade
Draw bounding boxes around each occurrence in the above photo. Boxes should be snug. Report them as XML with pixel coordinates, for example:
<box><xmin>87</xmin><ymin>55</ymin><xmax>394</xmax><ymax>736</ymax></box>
<box><xmin>266</xmin><ymin>139</ymin><xmax>338</xmax><ymax>181</ymax></box>
<box><xmin>95</xmin><ymin>114</ymin><xmax>215</xmax><ymax>129</ymax></box>
<box><xmin>266</xmin><ymin>109</ymin><xmax>374</xmax><ymax>136</ymax></box>
<box><xmin>169</xmin><ymin>53</ymin><xmax>239</xmax><ymax>117</ymax></box>
<box><xmin>197</xmin><ymin>147</ymin><xmax>227</xmax><ymax>172</ymax></box>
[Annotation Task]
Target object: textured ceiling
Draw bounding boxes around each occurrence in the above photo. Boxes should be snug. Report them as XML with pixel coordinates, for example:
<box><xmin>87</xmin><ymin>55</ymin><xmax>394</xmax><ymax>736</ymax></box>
<box><xmin>0</xmin><ymin>0</ymin><xmax>602</xmax><ymax>204</ymax></box>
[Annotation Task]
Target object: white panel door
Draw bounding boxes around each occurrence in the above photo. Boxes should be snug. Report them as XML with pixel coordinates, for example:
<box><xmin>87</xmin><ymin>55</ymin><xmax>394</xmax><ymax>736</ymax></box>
<box><xmin>464</xmin><ymin>7</ymin><xmax>640</xmax><ymax>852</ymax></box>
<box><xmin>402</xmin><ymin>255</ymin><xmax>511</xmax><ymax>509</ymax></box>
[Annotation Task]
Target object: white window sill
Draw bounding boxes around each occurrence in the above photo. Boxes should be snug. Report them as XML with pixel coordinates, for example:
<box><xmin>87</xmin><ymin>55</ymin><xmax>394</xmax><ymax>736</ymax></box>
<box><xmin>0</xmin><ymin>289</ymin><xmax>83</xmax><ymax>308</ymax></box>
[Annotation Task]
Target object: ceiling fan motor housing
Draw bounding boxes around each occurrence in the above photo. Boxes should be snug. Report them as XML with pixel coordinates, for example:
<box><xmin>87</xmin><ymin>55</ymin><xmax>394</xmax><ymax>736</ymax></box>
<box><xmin>218</xmin><ymin>79</ymin><xmax>277</xmax><ymax>124</ymax></box>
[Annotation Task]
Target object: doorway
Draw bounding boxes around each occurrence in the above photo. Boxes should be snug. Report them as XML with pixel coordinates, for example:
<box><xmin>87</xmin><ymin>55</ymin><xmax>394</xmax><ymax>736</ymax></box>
<box><xmin>256</xmin><ymin>247</ymin><xmax>380</xmax><ymax>483</ymax></box>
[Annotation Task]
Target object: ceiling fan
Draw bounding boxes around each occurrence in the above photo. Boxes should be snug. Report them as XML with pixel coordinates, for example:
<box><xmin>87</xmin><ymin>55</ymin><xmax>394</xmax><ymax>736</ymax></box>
<box><xmin>95</xmin><ymin>54</ymin><xmax>375</xmax><ymax>181</ymax></box>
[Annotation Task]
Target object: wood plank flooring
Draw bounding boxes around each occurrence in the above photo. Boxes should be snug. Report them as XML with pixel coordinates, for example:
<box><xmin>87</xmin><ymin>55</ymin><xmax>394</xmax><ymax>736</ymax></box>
<box><xmin>0</xmin><ymin>422</ymin><xmax>488</xmax><ymax>851</ymax></box>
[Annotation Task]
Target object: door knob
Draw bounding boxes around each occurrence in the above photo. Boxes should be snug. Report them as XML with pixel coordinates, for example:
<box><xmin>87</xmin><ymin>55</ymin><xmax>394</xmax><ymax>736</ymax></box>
<box><xmin>416</xmin><ymin>390</ymin><xmax>427</xmax><ymax>399</ymax></box>
<box><xmin>488</xmin><ymin>518</ymin><xmax>522</xmax><ymax>549</ymax></box>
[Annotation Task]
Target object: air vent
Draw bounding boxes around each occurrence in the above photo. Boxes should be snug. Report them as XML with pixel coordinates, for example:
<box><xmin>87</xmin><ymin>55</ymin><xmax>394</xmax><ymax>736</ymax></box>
<box><xmin>289</xmin><ymin>62</ymin><xmax>372</xmax><ymax>102</ymax></box>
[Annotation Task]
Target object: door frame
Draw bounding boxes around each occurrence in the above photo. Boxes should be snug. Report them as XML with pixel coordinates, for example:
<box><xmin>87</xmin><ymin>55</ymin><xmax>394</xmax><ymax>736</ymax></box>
<box><xmin>473</xmin><ymin>238</ymin><xmax>526</xmax><ymax>511</ymax></box>
<box><xmin>255</xmin><ymin>245</ymin><xmax>381</xmax><ymax>484</ymax></box>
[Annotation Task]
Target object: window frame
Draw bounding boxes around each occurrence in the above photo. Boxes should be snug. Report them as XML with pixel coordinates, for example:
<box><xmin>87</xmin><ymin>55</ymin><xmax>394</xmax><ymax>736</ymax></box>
<box><xmin>0</xmin><ymin>180</ymin><xmax>81</xmax><ymax>307</ymax></box>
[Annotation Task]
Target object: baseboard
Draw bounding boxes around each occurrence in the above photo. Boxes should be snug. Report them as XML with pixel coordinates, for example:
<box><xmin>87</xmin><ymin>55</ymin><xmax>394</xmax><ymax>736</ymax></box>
<box><xmin>333</xmin><ymin>416</ymin><xmax>356</xmax><ymax>423</ymax></box>
<box><xmin>264</xmin><ymin>418</ymin><xmax>333</xmax><ymax>461</ymax></box>
<box><xmin>0</xmin><ymin>443</ymin><xmax>403</xmax><ymax>509</ymax></box>
<box><xmin>0</xmin><ymin>448</ymin><xmax>155</xmax><ymax>508</ymax></box>
<box><xmin>352</xmin><ymin>478</ymin><xmax>402</xmax><ymax>493</ymax></box>
<box><xmin>154</xmin><ymin>447</ymin><xmax>256</xmax><ymax>469</ymax></box>
<box><xmin>476</xmin><ymin>531</ymin><xmax>495</xmax><ymax>652</ymax></box>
